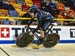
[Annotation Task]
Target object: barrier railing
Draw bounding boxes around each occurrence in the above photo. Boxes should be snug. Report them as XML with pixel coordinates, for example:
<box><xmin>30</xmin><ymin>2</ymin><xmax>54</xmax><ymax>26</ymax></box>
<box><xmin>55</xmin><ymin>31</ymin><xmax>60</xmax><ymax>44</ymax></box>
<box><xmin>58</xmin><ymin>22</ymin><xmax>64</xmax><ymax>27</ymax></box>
<box><xmin>0</xmin><ymin>16</ymin><xmax>75</xmax><ymax>21</ymax></box>
<box><xmin>0</xmin><ymin>16</ymin><xmax>75</xmax><ymax>25</ymax></box>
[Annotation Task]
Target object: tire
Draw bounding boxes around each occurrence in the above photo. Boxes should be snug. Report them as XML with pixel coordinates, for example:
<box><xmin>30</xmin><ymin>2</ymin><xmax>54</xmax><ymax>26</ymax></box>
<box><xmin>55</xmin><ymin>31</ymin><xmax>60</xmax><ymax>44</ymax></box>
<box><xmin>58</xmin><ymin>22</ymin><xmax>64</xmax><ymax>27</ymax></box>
<box><xmin>46</xmin><ymin>33</ymin><xmax>60</xmax><ymax>41</ymax></box>
<box><xmin>16</xmin><ymin>32</ymin><xmax>34</xmax><ymax>47</ymax></box>
<box><xmin>43</xmin><ymin>33</ymin><xmax>60</xmax><ymax>48</ymax></box>
<box><xmin>43</xmin><ymin>41</ymin><xmax>57</xmax><ymax>48</ymax></box>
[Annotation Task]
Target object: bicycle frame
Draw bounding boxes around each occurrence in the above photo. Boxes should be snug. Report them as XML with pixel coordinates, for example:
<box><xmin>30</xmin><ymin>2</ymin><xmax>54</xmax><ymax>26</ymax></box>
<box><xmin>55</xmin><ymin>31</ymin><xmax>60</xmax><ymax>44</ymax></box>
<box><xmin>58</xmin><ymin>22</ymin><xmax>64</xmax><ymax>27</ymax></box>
<box><xmin>25</xmin><ymin>24</ymin><xmax>54</xmax><ymax>40</ymax></box>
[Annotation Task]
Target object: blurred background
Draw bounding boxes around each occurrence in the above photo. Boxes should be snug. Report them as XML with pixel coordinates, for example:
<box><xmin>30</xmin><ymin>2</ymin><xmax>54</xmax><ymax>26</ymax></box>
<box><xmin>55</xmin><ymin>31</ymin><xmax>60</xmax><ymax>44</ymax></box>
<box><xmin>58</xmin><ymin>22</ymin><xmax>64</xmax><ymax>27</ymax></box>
<box><xmin>0</xmin><ymin>0</ymin><xmax>75</xmax><ymax>25</ymax></box>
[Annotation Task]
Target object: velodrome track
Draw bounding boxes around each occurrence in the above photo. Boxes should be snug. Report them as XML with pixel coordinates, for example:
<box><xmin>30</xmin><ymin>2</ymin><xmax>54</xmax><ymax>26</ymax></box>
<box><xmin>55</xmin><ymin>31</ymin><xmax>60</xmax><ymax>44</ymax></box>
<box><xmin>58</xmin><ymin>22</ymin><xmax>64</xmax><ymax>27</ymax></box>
<box><xmin>0</xmin><ymin>43</ymin><xmax>75</xmax><ymax>56</ymax></box>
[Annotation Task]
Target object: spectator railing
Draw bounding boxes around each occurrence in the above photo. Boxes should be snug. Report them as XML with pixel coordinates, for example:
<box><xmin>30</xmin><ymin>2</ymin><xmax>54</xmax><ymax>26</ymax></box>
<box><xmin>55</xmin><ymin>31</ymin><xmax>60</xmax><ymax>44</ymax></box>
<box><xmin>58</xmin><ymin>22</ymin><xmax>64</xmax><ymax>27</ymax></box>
<box><xmin>0</xmin><ymin>16</ymin><xmax>75</xmax><ymax>25</ymax></box>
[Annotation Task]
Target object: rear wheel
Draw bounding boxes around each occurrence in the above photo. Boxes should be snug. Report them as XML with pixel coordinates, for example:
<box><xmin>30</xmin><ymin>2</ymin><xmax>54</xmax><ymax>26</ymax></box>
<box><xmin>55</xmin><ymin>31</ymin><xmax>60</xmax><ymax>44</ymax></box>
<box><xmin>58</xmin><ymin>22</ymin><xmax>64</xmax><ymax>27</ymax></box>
<box><xmin>16</xmin><ymin>32</ymin><xmax>34</xmax><ymax>47</ymax></box>
<box><xmin>43</xmin><ymin>33</ymin><xmax>60</xmax><ymax>48</ymax></box>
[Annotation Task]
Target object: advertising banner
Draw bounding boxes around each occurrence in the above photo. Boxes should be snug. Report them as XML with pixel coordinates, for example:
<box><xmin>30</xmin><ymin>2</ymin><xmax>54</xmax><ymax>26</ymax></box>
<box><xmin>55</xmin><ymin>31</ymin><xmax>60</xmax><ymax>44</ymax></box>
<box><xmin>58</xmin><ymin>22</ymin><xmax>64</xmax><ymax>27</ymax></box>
<box><xmin>0</xmin><ymin>25</ymin><xmax>75</xmax><ymax>43</ymax></box>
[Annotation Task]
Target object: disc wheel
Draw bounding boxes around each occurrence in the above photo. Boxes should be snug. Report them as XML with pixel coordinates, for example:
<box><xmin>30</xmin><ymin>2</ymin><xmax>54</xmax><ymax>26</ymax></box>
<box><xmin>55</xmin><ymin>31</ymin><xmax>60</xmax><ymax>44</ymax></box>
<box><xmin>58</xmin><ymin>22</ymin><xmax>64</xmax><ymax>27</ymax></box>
<box><xmin>16</xmin><ymin>32</ymin><xmax>34</xmax><ymax>47</ymax></box>
<box><xmin>43</xmin><ymin>33</ymin><xmax>60</xmax><ymax>48</ymax></box>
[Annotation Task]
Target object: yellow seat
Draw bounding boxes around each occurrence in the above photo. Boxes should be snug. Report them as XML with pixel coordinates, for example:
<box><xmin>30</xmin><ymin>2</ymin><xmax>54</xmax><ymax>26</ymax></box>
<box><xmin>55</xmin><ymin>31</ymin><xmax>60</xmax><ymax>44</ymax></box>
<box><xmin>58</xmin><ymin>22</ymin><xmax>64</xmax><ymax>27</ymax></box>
<box><xmin>25</xmin><ymin>0</ymin><xmax>33</xmax><ymax>7</ymax></box>
<box><xmin>16</xmin><ymin>10</ymin><xmax>27</xmax><ymax>16</ymax></box>
<box><xmin>0</xmin><ymin>9</ymin><xmax>8</xmax><ymax>16</ymax></box>
<box><xmin>12</xmin><ymin>4</ymin><xmax>22</xmax><ymax>9</ymax></box>
<box><xmin>8</xmin><ymin>0</ymin><xmax>16</xmax><ymax>4</ymax></box>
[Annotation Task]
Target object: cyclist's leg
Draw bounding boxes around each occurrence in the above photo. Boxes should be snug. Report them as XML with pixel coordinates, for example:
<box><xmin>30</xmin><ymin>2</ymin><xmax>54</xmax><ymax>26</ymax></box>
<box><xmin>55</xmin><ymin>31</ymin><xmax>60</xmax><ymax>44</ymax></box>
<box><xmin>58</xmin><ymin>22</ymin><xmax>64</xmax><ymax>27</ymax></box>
<box><xmin>40</xmin><ymin>27</ymin><xmax>45</xmax><ymax>38</ymax></box>
<box><xmin>43</xmin><ymin>19</ymin><xmax>53</xmax><ymax>31</ymax></box>
<box><xmin>38</xmin><ymin>19</ymin><xmax>45</xmax><ymax>38</ymax></box>
<box><xmin>33</xmin><ymin>19</ymin><xmax>45</xmax><ymax>44</ymax></box>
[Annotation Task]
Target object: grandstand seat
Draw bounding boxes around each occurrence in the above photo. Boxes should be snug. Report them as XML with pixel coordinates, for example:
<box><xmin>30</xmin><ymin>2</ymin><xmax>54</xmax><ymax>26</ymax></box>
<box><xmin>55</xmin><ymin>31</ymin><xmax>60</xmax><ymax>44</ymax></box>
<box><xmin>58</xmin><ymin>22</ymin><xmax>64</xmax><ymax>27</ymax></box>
<box><xmin>22</xmin><ymin>4</ymin><xmax>30</xmax><ymax>12</ymax></box>
<box><xmin>12</xmin><ymin>4</ymin><xmax>22</xmax><ymax>10</ymax></box>
<box><xmin>25</xmin><ymin>0</ymin><xmax>33</xmax><ymax>7</ymax></box>
<box><xmin>0</xmin><ymin>9</ymin><xmax>8</xmax><ymax>16</ymax></box>
<box><xmin>32</xmin><ymin>0</ymin><xmax>41</xmax><ymax>8</ymax></box>
<box><xmin>0</xmin><ymin>9</ymin><xmax>9</xmax><ymax>24</ymax></box>
<box><xmin>8</xmin><ymin>0</ymin><xmax>16</xmax><ymax>4</ymax></box>
<box><xmin>16</xmin><ymin>0</ymin><xmax>24</xmax><ymax>4</ymax></box>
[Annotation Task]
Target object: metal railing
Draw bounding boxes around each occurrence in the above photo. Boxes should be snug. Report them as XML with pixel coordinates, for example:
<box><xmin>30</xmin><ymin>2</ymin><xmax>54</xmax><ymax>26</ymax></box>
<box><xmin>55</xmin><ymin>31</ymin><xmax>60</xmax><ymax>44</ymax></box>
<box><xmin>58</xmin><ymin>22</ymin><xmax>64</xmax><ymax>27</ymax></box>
<box><xmin>0</xmin><ymin>16</ymin><xmax>75</xmax><ymax>25</ymax></box>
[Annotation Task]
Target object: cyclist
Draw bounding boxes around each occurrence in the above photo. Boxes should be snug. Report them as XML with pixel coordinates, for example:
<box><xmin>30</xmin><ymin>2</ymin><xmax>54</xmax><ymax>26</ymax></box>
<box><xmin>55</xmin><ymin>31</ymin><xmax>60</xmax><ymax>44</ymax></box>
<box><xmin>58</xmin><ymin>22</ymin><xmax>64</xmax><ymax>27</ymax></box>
<box><xmin>27</xmin><ymin>8</ymin><xmax>54</xmax><ymax>44</ymax></box>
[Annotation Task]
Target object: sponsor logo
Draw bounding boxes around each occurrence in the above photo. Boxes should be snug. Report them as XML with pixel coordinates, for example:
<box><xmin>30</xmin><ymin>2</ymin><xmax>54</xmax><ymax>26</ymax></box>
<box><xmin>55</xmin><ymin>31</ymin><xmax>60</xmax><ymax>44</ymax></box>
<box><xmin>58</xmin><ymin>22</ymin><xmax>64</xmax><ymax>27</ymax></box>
<box><xmin>70</xmin><ymin>29</ymin><xmax>75</xmax><ymax>38</ymax></box>
<box><xmin>0</xmin><ymin>27</ymin><xmax>10</xmax><ymax>38</ymax></box>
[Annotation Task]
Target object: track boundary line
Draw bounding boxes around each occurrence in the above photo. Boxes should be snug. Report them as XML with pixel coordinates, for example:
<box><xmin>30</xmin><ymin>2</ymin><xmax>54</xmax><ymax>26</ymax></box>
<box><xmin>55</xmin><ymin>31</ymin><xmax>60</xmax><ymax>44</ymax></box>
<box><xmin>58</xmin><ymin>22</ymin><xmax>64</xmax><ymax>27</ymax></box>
<box><xmin>0</xmin><ymin>47</ymin><xmax>10</xmax><ymax>56</ymax></box>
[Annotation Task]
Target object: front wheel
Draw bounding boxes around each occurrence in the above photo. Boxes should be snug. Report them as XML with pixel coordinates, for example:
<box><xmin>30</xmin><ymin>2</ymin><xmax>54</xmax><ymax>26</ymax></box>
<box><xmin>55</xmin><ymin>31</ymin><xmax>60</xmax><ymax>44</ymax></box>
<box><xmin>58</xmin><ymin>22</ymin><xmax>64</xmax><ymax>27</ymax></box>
<box><xmin>16</xmin><ymin>32</ymin><xmax>34</xmax><ymax>47</ymax></box>
<box><xmin>43</xmin><ymin>33</ymin><xmax>60</xmax><ymax>48</ymax></box>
